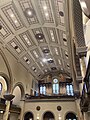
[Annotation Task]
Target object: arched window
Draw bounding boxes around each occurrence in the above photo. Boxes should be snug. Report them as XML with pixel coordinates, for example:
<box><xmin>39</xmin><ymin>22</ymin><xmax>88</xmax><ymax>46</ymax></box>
<box><xmin>65</xmin><ymin>112</ymin><xmax>77</xmax><ymax>120</ymax></box>
<box><xmin>53</xmin><ymin>79</ymin><xmax>59</xmax><ymax>94</ymax></box>
<box><xmin>66</xmin><ymin>84</ymin><xmax>74</xmax><ymax>96</ymax></box>
<box><xmin>0</xmin><ymin>76</ymin><xmax>7</xmax><ymax>96</ymax></box>
<box><xmin>0</xmin><ymin>82</ymin><xmax>2</xmax><ymax>93</ymax></box>
<box><xmin>24</xmin><ymin>112</ymin><xmax>34</xmax><ymax>120</ymax></box>
<box><xmin>40</xmin><ymin>85</ymin><xmax>46</xmax><ymax>95</ymax></box>
<box><xmin>43</xmin><ymin>111</ymin><xmax>54</xmax><ymax>120</ymax></box>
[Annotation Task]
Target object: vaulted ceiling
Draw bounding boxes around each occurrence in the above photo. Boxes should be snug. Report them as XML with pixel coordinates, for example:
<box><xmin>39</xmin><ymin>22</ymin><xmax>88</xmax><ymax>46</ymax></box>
<box><xmin>0</xmin><ymin>0</ymin><xmax>72</xmax><ymax>80</ymax></box>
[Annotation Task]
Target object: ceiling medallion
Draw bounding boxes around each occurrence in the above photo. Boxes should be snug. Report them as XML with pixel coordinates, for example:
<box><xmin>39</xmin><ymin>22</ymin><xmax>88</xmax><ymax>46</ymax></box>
<box><xmin>42</xmin><ymin>49</ymin><xmax>50</xmax><ymax>54</ymax></box>
<box><xmin>36</xmin><ymin>106</ymin><xmax>41</xmax><ymax>111</ymax></box>
<box><xmin>57</xmin><ymin>106</ymin><xmax>62</xmax><ymax>111</ymax></box>
<box><xmin>63</xmin><ymin>38</ymin><xmax>67</xmax><ymax>42</ymax></box>
<box><xmin>48</xmin><ymin>59</ymin><xmax>54</xmax><ymax>63</ymax></box>
<box><xmin>59</xmin><ymin>11</ymin><xmax>64</xmax><ymax>17</ymax></box>
<box><xmin>0</xmin><ymin>24</ymin><xmax>2</xmax><ymax>30</ymax></box>
<box><xmin>51</xmin><ymin>67</ymin><xmax>57</xmax><ymax>70</ymax></box>
<box><xmin>25</xmin><ymin>59</ymin><xmax>29</xmax><ymax>62</ymax></box>
<box><xmin>14</xmin><ymin>46</ymin><xmax>18</xmax><ymax>49</ymax></box>
<box><xmin>24</xmin><ymin>8</ymin><xmax>35</xmax><ymax>18</ymax></box>
<box><xmin>38</xmin><ymin>74</ymin><xmax>41</xmax><ymax>77</ymax></box>
<box><xmin>35</xmin><ymin>33</ymin><xmax>44</xmax><ymax>40</ymax></box>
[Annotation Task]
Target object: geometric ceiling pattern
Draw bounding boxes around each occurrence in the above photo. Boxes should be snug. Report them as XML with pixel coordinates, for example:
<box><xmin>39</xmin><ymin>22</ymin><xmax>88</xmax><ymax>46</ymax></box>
<box><xmin>0</xmin><ymin>0</ymin><xmax>72</xmax><ymax>80</ymax></box>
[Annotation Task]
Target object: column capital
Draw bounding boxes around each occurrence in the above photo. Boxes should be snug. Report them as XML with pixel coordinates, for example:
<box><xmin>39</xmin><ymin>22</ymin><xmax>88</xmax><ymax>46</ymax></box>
<box><xmin>76</xmin><ymin>46</ymin><xmax>87</xmax><ymax>58</ymax></box>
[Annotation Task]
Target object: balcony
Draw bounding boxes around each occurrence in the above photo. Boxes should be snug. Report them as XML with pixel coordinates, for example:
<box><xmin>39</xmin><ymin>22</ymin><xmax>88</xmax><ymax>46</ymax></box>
<box><xmin>25</xmin><ymin>93</ymin><xmax>75</xmax><ymax>102</ymax></box>
<box><xmin>0</xmin><ymin>97</ymin><xmax>21</xmax><ymax>114</ymax></box>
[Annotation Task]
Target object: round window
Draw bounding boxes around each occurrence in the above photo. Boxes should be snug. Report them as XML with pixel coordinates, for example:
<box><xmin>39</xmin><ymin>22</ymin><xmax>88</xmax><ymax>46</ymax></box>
<box><xmin>53</xmin><ymin>79</ymin><xmax>58</xmax><ymax>83</ymax></box>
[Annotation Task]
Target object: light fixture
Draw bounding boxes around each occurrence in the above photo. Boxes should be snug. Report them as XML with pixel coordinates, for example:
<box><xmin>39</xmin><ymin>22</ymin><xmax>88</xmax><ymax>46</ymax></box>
<box><xmin>24</xmin><ymin>8</ymin><xmax>35</xmax><ymax>18</ymax></box>
<box><xmin>59</xmin><ymin>116</ymin><xmax>61</xmax><ymax>120</ymax></box>
<box><xmin>37</xmin><ymin>116</ymin><xmax>39</xmax><ymax>120</ymax></box>
<box><xmin>28</xmin><ymin>11</ymin><xmax>32</xmax><ymax>16</ymax></box>
<box><xmin>45</xmin><ymin>69</ymin><xmax>47</xmax><ymax>72</ymax></box>
<box><xmin>37</xmin><ymin>113</ymin><xmax>39</xmax><ymax>120</ymax></box>
<box><xmin>25</xmin><ymin>37</ymin><xmax>28</xmax><ymax>40</ymax></box>
<box><xmin>10</xmin><ymin>14</ymin><xmax>14</xmax><ymax>18</ymax></box>
<box><xmin>42</xmin><ymin>48</ymin><xmax>50</xmax><ymax>54</ymax></box>
<box><xmin>42</xmin><ymin>58</ymin><xmax>47</xmax><ymax>62</ymax></box>
<box><xmin>59</xmin><ymin>114</ymin><xmax>61</xmax><ymax>120</ymax></box>
<box><xmin>35</xmin><ymin>33</ymin><xmax>44</xmax><ymax>40</ymax></box>
<box><xmin>14</xmin><ymin>20</ymin><xmax>18</xmax><ymax>23</ymax></box>
<box><xmin>3</xmin><ymin>93</ymin><xmax>15</xmax><ymax>101</ymax></box>
<box><xmin>45</xmin><ymin>13</ymin><xmax>49</xmax><ymax>16</ymax></box>
<box><xmin>43</xmin><ymin>6</ymin><xmax>47</xmax><ymax>10</ymax></box>
<box><xmin>14</xmin><ymin>46</ymin><xmax>18</xmax><ymax>50</ymax></box>
<box><xmin>59</xmin><ymin>11</ymin><xmax>64</xmax><ymax>17</ymax></box>
<box><xmin>0</xmin><ymin>111</ymin><xmax>3</xmax><ymax>114</ymax></box>
<box><xmin>47</xmin><ymin>59</ymin><xmax>54</xmax><ymax>63</ymax></box>
<box><xmin>63</xmin><ymin>38</ymin><xmax>67</xmax><ymax>42</ymax></box>
<box><xmin>51</xmin><ymin>67</ymin><xmax>57</xmax><ymax>70</ymax></box>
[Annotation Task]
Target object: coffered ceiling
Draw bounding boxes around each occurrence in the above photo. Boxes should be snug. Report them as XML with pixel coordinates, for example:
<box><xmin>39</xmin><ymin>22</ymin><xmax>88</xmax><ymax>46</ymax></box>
<box><xmin>0</xmin><ymin>0</ymin><xmax>72</xmax><ymax>80</ymax></box>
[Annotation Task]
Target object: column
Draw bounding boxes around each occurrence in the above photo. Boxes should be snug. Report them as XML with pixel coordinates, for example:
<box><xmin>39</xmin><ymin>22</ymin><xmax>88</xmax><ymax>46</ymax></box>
<box><xmin>18</xmin><ymin>100</ymin><xmax>25</xmax><ymax>120</ymax></box>
<box><xmin>3</xmin><ymin>94</ymin><xmax>15</xmax><ymax>120</ymax></box>
<box><xmin>79</xmin><ymin>56</ymin><xmax>86</xmax><ymax>94</ymax></box>
<box><xmin>80</xmin><ymin>57</ymin><xmax>86</xmax><ymax>78</ymax></box>
<box><xmin>3</xmin><ymin>101</ymin><xmax>10</xmax><ymax>120</ymax></box>
<box><xmin>76</xmin><ymin>47</ymin><xmax>87</xmax><ymax>94</ymax></box>
<box><xmin>77</xmin><ymin>48</ymin><xmax>87</xmax><ymax>120</ymax></box>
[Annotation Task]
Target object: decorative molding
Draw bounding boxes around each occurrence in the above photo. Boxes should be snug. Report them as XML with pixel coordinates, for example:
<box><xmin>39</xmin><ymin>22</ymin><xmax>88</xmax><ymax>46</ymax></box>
<box><xmin>73</xmin><ymin>0</ymin><xmax>86</xmax><ymax>47</ymax></box>
<box><xmin>76</xmin><ymin>46</ymin><xmax>87</xmax><ymax>58</ymax></box>
<box><xmin>76</xmin><ymin>76</ymin><xmax>82</xmax><ymax>83</ymax></box>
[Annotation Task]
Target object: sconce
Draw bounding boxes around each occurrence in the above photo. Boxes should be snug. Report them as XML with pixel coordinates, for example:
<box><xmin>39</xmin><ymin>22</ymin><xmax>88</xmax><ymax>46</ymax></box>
<box><xmin>3</xmin><ymin>93</ymin><xmax>15</xmax><ymax>101</ymax></box>
<box><xmin>37</xmin><ymin>114</ymin><xmax>39</xmax><ymax>120</ymax></box>
<box><xmin>59</xmin><ymin>114</ymin><xmax>61</xmax><ymax>120</ymax></box>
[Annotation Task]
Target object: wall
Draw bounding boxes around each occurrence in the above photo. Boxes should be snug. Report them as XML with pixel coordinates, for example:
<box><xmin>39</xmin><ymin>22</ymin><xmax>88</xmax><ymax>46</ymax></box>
<box><xmin>9</xmin><ymin>113</ymin><xmax>19</xmax><ymax>120</ymax></box>
<box><xmin>13</xmin><ymin>86</ymin><xmax>21</xmax><ymax>105</ymax></box>
<box><xmin>0</xmin><ymin>46</ymin><xmax>34</xmax><ymax>95</ymax></box>
<box><xmin>24</xmin><ymin>101</ymin><xmax>78</xmax><ymax>120</ymax></box>
<box><xmin>0</xmin><ymin>113</ymin><xmax>3</xmax><ymax>120</ymax></box>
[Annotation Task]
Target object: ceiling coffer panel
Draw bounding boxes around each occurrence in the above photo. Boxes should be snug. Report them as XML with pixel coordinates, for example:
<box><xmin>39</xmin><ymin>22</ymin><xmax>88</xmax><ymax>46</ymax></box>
<box><xmin>19</xmin><ymin>30</ymin><xmax>36</xmax><ymax>48</ymax></box>
<box><xmin>1</xmin><ymin>2</ymin><xmax>24</xmax><ymax>30</ymax></box>
<box><xmin>45</xmin><ymin>28</ymin><xmax>59</xmax><ymax>44</ymax></box>
<box><xmin>30</xmin><ymin>48</ymin><xmax>42</xmax><ymax>60</ymax></box>
<box><xmin>7</xmin><ymin>37</ymin><xmax>25</xmax><ymax>56</ymax></box>
<box><xmin>21</xmin><ymin>53</ymin><xmax>34</xmax><ymax>68</ymax></box>
<box><xmin>0</xmin><ymin>0</ymin><xmax>73</xmax><ymax>80</ymax></box>
<box><xmin>53</xmin><ymin>0</ymin><xmax>65</xmax><ymax>25</ymax></box>
<box><xmin>0</xmin><ymin>16</ymin><xmax>12</xmax><ymax>39</ymax></box>
<box><xmin>18</xmin><ymin>0</ymin><xmax>39</xmax><ymax>25</ymax></box>
<box><xmin>38</xmin><ymin>0</ymin><xmax>54</xmax><ymax>23</ymax></box>
<box><xmin>32</xmin><ymin>28</ymin><xmax>47</xmax><ymax>44</ymax></box>
<box><xmin>30</xmin><ymin>63</ymin><xmax>43</xmax><ymax>75</ymax></box>
<box><xmin>50</xmin><ymin>46</ymin><xmax>61</xmax><ymax>57</ymax></box>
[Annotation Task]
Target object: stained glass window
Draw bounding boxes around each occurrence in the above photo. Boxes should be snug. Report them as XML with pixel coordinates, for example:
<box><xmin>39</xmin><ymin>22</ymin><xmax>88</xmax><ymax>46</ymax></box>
<box><xmin>40</xmin><ymin>85</ymin><xmax>46</xmax><ymax>94</ymax></box>
<box><xmin>66</xmin><ymin>84</ymin><xmax>74</xmax><ymax>96</ymax></box>
<box><xmin>53</xmin><ymin>79</ymin><xmax>59</xmax><ymax>94</ymax></box>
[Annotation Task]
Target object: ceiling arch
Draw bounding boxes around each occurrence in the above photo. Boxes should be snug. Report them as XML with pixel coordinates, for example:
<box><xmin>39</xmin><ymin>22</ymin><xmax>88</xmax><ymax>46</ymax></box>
<box><xmin>0</xmin><ymin>0</ymin><xmax>74</xmax><ymax>80</ymax></box>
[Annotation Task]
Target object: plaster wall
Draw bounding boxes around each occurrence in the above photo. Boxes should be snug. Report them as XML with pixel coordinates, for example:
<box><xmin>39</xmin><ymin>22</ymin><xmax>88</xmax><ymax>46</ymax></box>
<box><xmin>24</xmin><ymin>101</ymin><xmax>78</xmax><ymax>120</ymax></box>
